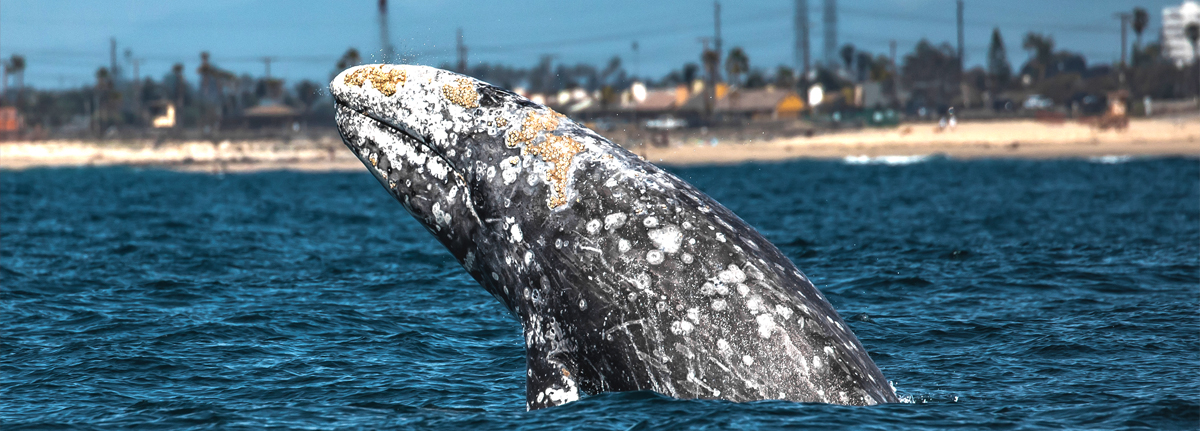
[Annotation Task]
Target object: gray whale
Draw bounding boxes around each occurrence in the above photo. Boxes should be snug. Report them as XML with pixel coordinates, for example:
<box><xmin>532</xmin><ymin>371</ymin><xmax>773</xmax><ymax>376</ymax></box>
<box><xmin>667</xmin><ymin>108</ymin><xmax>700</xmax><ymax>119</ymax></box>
<box><xmin>329</xmin><ymin>64</ymin><xmax>898</xmax><ymax>410</ymax></box>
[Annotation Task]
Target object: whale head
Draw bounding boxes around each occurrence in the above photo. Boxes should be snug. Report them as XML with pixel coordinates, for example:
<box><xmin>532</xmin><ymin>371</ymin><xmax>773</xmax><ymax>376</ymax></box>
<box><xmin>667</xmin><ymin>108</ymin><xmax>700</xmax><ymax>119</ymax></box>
<box><xmin>329</xmin><ymin>64</ymin><xmax>629</xmax><ymax>314</ymax></box>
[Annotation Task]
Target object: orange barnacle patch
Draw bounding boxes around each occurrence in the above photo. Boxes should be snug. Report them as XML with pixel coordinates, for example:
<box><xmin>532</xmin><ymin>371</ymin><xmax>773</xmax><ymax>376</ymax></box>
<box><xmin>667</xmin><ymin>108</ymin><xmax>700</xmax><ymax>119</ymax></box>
<box><xmin>368</xmin><ymin>68</ymin><xmax>407</xmax><ymax>96</ymax></box>
<box><xmin>501</xmin><ymin>110</ymin><xmax>583</xmax><ymax>208</ymax></box>
<box><xmin>524</xmin><ymin>134</ymin><xmax>585</xmax><ymax>208</ymax></box>
<box><xmin>344</xmin><ymin>68</ymin><xmax>370</xmax><ymax>87</ymax></box>
<box><xmin>442</xmin><ymin>78</ymin><xmax>480</xmax><ymax>108</ymax></box>
<box><xmin>504</xmin><ymin>111</ymin><xmax>560</xmax><ymax>148</ymax></box>
<box><xmin>343</xmin><ymin>66</ymin><xmax>407</xmax><ymax>96</ymax></box>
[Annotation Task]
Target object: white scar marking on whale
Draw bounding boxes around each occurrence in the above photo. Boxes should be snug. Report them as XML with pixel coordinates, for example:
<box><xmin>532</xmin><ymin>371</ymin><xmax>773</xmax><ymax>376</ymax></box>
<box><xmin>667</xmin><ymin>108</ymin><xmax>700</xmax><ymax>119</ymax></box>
<box><xmin>747</xmin><ymin>296</ymin><xmax>763</xmax><ymax>313</ymax></box>
<box><xmin>648</xmin><ymin>225</ymin><xmax>682</xmax><ymax>253</ymax></box>
<box><xmin>501</xmin><ymin>161</ymin><xmax>520</xmax><ymax>185</ymax></box>
<box><xmin>670</xmin><ymin>320</ymin><xmax>694</xmax><ymax>335</ymax></box>
<box><xmin>427</xmin><ymin>157</ymin><xmax>448</xmax><ymax>180</ymax></box>
<box><xmin>756</xmin><ymin>314</ymin><xmax>776</xmax><ymax>339</ymax></box>
<box><xmin>604</xmin><ymin>213</ymin><xmax>627</xmax><ymax>230</ymax></box>
<box><xmin>542</xmin><ymin>379</ymin><xmax>580</xmax><ymax>405</ymax></box>
<box><xmin>646</xmin><ymin>250</ymin><xmax>665</xmax><ymax>265</ymax></box>
<box><xmin>510</xmin><ymin>225</ymin><xmax>523</xmax><ymax>242</ymax></box>
<box><xmin>775</xmin><ymin>305</ymin><xmax>794</xmax><ymax>320</ymax></box>
<box><xmin>718</xmin><ymin>265</ymin><xmax>746</xmax><ymax>284</ymax></box>
<box><xmin>431</xmin><ymin>203</ymin><xmax>449</xmax><ymax>226</ymax></box>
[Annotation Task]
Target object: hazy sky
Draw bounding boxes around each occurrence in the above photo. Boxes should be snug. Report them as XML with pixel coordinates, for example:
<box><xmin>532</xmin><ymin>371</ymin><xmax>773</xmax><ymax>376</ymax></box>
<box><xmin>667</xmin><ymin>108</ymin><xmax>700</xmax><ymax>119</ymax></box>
<box><xmin>0</xmin><ymin>0</ymin><xmax>1184</xmax><ymax>89</ymax></box>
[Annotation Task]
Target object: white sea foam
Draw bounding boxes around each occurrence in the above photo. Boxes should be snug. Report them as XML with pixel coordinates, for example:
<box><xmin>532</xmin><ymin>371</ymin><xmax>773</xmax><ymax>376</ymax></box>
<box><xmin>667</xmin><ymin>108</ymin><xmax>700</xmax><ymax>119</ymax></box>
<box><xmin>1088</xmin><ymin>155</ymin><xmax>1132</xmax><ymax>164</ymax></box>
<box><xmin>843</xmin><ymin>155</ymin><xmax>932</xmax><ymax>165</ymax></box>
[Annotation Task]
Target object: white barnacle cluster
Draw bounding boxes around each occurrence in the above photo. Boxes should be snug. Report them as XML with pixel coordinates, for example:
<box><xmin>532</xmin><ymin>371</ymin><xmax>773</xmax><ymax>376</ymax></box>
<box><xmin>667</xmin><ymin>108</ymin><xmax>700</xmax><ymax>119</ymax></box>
<box><xmin>501</xmin><ymin>156</ymin><xmax>522</xmax><ymax>185</ymax></box>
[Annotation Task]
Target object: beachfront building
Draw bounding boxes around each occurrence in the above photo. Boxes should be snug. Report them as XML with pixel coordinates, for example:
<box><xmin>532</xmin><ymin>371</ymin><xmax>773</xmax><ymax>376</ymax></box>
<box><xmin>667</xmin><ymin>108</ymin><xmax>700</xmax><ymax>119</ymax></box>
<box><xmin>711</xmin><ymin>88</ymin><xmax>806</xmax><ymax>121</ymax></box>
<box><xmin>242</xmin><ymin>101</ymin><xmax>300</xmax><ymax>130</ymax></box>
<box><xmin>1163</xmin><ymin>1</ymin><xmax>1200</xmax><ymax>67</ymax></box>
<box><xmin>626</xmin><ymin>86</ymin><xmax>691</xmax><ymax>118</ymax></box>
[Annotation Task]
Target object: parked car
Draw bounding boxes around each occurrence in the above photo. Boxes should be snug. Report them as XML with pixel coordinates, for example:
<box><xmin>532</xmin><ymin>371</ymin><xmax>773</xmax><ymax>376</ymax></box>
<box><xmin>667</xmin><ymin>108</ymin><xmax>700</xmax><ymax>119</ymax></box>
<box><xmin>1069</xmin><ymin>92</ymin><xmax>1107</xmax><ymax>115</ymax></box>
<box><xmin>644</xmin><ymin>117</ymin><xmax>687</xmax><ymax>130</ymax></box>
<box><xmin>1023</xmin><ymin>94</ymin><xmax>1054</xmax><ymax>110</ymax></box>
<box><xmin>992</xmin><ymin>98</ymin><xmax>1016</xmax><ymax>112</ymax></box>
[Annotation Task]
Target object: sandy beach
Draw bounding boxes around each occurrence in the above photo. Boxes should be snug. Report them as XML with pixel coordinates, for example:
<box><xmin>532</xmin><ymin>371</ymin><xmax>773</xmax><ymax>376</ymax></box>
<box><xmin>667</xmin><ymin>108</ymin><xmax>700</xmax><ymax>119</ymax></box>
<box><xmin>640</xmin><ymin>116</ymin><xmax>1199</xmax><ymax>165</ymax></box>
<box><xmin>1</xmin><ymin>117</ymin><xmax>1196</xmax><ymax>173</ymax></box>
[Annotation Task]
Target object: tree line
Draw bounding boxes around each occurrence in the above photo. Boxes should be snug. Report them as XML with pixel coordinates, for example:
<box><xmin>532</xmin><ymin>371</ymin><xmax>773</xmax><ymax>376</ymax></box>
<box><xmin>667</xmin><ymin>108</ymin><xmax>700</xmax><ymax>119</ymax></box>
<box><xmin>2</xmin><ymin>7</ymin><xmax>1198</xmax><ymax>133</ymax></box>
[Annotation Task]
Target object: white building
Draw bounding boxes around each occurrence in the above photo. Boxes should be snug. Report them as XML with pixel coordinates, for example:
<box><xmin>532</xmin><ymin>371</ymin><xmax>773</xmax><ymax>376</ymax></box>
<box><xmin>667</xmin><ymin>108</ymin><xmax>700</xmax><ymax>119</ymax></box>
<box><xmin>1163</xmin><ymin>1</ymin><xmax>1200</xmax><ymax>66</ymax></box>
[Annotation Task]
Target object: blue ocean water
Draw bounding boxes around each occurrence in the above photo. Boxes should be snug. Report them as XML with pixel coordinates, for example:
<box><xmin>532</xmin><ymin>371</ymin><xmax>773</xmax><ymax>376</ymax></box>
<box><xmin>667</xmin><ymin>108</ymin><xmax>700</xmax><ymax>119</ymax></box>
<box><xmin>2</xmin><ymin>157</ymin><xmax>1198</xmax><ymax>429</ymax></box>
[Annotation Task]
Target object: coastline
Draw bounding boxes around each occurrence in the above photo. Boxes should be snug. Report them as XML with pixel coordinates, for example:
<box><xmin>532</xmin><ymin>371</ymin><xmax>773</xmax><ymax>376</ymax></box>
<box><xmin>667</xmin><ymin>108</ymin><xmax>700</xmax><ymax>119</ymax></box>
<box><xmin>2</xmin><ymin>117</ymin><xmax>1196</xmax><ymax>173</ymax></box>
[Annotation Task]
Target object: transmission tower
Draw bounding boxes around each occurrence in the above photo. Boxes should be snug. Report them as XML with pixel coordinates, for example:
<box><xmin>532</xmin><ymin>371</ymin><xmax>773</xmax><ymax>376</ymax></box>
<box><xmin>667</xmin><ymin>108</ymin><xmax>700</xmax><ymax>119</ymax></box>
<box><xmin>823</xmin><ymin>0</ymin><xmax>837</xmax><ymax>68</ymax></box>
<box><xmin>456</xmin><ymin>28</ymin><xmax>468</xmax><ymax>73</ymax></box>
<box><xmin>956</xmin><ymin>0</ymin><xmax>964</xmax><ymax>68</ymax></box>
<box><xmin>714</xmin><ymin>1</ymin><xmax>723</xmax><ymax>82</ymax></box>
<box><xmin>795</xmin><ymin>0</ymin><xmax>810</xmax><ymax>75</ymax></box>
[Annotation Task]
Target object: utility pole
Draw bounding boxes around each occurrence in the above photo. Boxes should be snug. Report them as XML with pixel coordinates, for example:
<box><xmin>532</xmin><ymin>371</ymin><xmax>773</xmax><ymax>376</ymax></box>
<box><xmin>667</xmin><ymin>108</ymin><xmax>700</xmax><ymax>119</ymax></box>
<box><xmin>632</xmin><ymin>41</ymin><xmax>640</xmax><ymax>80</ymax></box>
<box><xmin>698</xmin><ymin>37</ymin><xmax>715</xmax><ymax>119</ymax></box>
<box><xmin>823</xmin><ymin>0</ymin><xmax>837</xmax><ymax>68</ymax></box>
<box><xmin>795</xmin><ymin>0</ymin><xmax>810</xmax><ymax>76</ymax></box>
<box><xmin>1115</xmin><ymin>13</ymin><xmax>1130</xmax><ymax>67</ymax></box>
<box><xmin>262</xmin><ymin>57</ymin><xmax>275</xmax><ymax>79</ymax></box>
<box><xmin>378</xmin><ymin>0</ymin><xmax>395</xmax><ymax>62</ymax></box>
<box><xmin>891</xmin><ymin>39</ymin><xmax>900</xmax><ymax>104</ymax></box>
<box><xmin>110</xmin><ymin>38</ymin><xmax>119</xmax><ymax>81</ymax></box>
<box><xmin>714</xmin><ymin>1</ymin><xmax>723</xmax><ymax>82</ymax></box>
<box><xmin>456</xmin><ymin>28</ymin><xmax>468</xmax><ymax>73</ymax></box>
<box><xmin>957</xmin><ymin>0</ymin><xmax>968</xmax><ymax>108</ymax></box>
<box><xmin>1114</xmin><ymin>12</ymin><xmax>1131</xmax><ymax>85</ymax></box>
<box><xmin>132</xmin><ymin>57</ymin><xmax>143</xmax><ymax>117</ymax></box>
<box><xmin>956</xmin><ymin>0</ymin><xmax>964</xmax><ymax>67</ymax></box>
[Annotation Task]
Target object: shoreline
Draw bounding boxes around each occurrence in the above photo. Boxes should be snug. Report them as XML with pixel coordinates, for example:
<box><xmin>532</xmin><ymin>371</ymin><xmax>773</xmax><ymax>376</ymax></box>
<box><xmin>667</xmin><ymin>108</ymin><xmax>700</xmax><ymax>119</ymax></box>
<box><xmin>2</xmin><ymin>118</ymin><xmax>1196</xmax><ymax>173</ymax></box>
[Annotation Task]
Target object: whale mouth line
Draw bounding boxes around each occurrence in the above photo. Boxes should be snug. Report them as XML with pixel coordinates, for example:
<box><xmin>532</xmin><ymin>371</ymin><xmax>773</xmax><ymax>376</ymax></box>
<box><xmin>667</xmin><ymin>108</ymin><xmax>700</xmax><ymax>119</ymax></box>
<box><xmin>335</xmin><ymin>99</ymin><xmax>465</xmax><ymax>179</ymax></box>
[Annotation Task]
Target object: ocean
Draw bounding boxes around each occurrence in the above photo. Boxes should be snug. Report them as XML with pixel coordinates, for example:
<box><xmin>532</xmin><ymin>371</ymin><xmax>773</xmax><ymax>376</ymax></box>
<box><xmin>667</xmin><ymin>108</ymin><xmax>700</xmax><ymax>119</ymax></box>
<box><xmin>2</xmin><ymin>157</ymin><xmax>1197</xmax><ymax>429</ymax></box>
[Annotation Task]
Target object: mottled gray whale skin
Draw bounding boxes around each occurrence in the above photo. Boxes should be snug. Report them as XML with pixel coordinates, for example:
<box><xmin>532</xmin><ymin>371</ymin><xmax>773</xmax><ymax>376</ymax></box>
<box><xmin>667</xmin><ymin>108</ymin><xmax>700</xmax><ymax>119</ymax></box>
<box><xmin>329</xmin><ymin>64</ymin><xmax>898</xmax><ymax>410</ymax></box>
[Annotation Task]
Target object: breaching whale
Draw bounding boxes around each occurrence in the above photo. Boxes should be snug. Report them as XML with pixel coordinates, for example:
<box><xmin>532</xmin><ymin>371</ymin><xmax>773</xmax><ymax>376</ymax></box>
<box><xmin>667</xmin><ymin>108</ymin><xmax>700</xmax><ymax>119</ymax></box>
<box><xmin>330</xmin><ymin>64</ymin><xmax>899</xmax><ymax>410</ymax></box>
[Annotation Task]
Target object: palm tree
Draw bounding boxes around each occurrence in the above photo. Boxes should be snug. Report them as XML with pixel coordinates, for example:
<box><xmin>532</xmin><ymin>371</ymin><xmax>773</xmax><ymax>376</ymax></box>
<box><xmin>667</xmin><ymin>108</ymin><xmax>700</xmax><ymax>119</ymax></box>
<box><xmin>725</xmin><ymin>47</ymin><xmax>749</xmax><ymax>87</ymax></box>
<box><xmin>776</xmin><ymin>65</ymin><xmax>796</xmax><ymax>90</ymax></box>
<box><xmin>336</xmin><ymin>48</ymin><xmax>361</xmax><ymax>71</ymax></box>
<box><xmin>1132</xmin><ymin>8</ymin><xmax>1149</xmax><ymax>48</ymax></box>
<box><xmin>8</xmin><ymin>55</ymin><xmax>24</xmax><ymax>90</ymax></box>
<box><xmin>5</xmin><ymin>55</ymin><xmax>25</xmax><ymax>101</ymax></box>
<box><xmin>988</xmin><ymin>28</ymin><xmax>1011</xmax><ymax>91</ymax></box>
<box><xmin>294</xmin><ymin>80</ymin><xmax>320</xmax><ymax>118</ymax></box>
<box><xmin>701</xmin><ymin>49</ymin><xmax>719</xmax><ymax>83</ymax></box>
<box><xmin>172</xmin><ymin>63</ymin><xmax>186</xmax><ymax>109</ymax></box>
<box><xmin>1187</xmin><ymin>23</ymin><xmax>1199</xmax><ymax>96</ymax></box>
<box><xmin>701</xmin><ymin>48</ymin><xmax>720</xmax><ymax>117</ymax></box>
<box><xmin>1022</xmin><ymin>33</ymin><xmax>1054</xmax><ymax>81</ymax></box>
<box><xmin>682</xmin><ymin>63</ymin><xmax>700</xmax><ymax>89</ymax></box>
<box><xmin>855</xmin><ymin>52</ymin><xmax>873</xmax><ymax>82</ymax></box>
<box><xmin>840</xmin><ymin>44</ymin><xmax>855</xmax><ymax>72</ymax></box>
